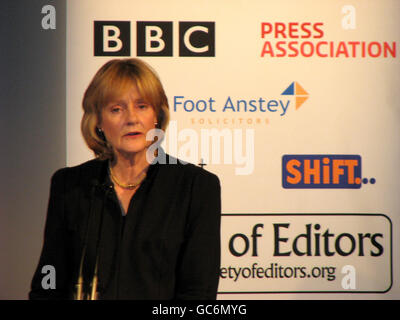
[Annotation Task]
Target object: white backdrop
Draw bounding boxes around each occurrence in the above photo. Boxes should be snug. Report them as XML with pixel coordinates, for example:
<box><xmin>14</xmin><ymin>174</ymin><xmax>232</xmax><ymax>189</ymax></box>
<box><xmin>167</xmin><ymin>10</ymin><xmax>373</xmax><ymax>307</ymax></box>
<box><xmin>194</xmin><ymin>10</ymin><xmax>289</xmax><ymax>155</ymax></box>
<box><xmin>67</xmin><ymin>0</ymin><xmax>400</xmax><ymax>299</ymax></box>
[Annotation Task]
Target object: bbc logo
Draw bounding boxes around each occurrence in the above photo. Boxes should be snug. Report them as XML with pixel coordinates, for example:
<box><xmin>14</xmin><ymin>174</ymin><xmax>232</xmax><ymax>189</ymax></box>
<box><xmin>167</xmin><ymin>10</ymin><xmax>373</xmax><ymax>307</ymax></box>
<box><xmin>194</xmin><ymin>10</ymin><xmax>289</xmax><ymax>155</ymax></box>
<box><xmin>94</xmin><ymin>21</ymin><xmax>215</xmax><ymax>57</ymax></box>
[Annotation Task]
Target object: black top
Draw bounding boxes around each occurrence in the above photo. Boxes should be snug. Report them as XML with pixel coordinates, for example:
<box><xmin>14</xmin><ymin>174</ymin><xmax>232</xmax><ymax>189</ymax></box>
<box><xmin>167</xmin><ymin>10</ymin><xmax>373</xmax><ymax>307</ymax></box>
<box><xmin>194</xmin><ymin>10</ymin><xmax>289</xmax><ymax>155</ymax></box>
<box><xmin>29</xmin><ymin>151</ymin><xmax>221</xmax><ymax>300</ymax></box>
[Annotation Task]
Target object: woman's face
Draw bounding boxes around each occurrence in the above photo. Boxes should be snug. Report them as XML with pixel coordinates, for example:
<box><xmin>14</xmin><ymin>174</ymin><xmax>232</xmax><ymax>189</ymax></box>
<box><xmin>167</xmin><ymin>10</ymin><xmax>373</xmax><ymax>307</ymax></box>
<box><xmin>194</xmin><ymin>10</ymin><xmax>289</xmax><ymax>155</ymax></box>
<box><xmin>99</xmin><ymin>84</ymin><xmax>157</xmax><ymax>160</ymax></box>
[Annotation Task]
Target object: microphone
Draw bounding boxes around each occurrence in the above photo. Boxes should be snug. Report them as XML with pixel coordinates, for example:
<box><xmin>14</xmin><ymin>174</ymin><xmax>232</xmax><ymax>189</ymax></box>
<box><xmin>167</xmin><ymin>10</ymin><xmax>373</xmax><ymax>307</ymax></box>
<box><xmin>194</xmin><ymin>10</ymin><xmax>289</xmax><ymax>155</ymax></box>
<box><xmin>74</xmin><ymin>180</ymin><xmax>97</xmax><ymax>300</ymax></box>
<box><xmin>74</xmin><ymin>179</ymin><xmax>110</xmax><ymax>300</ymax></box>
<box><xmin>88</xmin><ymin>182</ymin><xmax>111</xmax><ymax>300</ymax></box>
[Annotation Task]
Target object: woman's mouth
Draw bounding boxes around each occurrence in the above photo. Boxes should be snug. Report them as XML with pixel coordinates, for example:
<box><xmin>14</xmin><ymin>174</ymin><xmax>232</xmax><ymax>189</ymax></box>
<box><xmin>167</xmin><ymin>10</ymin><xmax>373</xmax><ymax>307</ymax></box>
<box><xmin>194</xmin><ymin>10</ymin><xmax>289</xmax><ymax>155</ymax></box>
<box><xmin>124</xmin><ymin>132</ymin><xmax>142</xmax><ymax>138</ymax></box>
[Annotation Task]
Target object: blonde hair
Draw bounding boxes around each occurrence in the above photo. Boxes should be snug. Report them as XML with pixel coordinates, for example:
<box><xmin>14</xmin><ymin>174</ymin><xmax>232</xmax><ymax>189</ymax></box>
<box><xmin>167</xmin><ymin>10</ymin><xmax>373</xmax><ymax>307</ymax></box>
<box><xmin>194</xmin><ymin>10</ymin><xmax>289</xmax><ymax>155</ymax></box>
<box><xmin>81</xmin><ymin>58</ymin><xmax>170</xmax><ymax>160</ymax></box>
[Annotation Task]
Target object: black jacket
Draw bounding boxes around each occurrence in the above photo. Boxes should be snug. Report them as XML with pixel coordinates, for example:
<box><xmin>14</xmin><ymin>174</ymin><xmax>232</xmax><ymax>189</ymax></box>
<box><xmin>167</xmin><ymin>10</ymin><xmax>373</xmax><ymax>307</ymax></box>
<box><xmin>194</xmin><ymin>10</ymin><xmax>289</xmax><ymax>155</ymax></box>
<box><xmin>29</xmin><ymin>153</ymin><xmax>221</xmax><ymax>300</ymax></box>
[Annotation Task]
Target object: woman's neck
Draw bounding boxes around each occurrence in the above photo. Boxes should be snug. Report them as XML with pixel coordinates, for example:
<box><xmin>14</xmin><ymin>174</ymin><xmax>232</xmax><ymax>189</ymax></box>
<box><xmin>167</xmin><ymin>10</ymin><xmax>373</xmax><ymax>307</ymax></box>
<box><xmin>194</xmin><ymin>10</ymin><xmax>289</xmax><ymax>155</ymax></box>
<box><xmin>111</xmin><ymin>150</ymin><xmax>150</xmax><ymax>182</ymax></box>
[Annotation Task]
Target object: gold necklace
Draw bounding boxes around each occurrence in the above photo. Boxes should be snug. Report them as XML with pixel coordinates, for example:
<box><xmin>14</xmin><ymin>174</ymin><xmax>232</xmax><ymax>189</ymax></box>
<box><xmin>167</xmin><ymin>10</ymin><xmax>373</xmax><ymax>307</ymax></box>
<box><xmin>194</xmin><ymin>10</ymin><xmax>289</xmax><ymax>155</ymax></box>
<box><xmin>109</xmin><ymin>165</ymin><xmax>147</xmax><ymax>190</ymax></box>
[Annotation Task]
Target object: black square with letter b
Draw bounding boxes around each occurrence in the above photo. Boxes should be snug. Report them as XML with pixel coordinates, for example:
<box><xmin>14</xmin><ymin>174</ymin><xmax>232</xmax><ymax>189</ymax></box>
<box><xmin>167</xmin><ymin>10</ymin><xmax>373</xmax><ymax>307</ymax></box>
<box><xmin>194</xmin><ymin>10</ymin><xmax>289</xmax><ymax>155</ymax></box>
<box><xmin>136</xmin><ymin>21</ymin><xmax>173</xmax><ymax>57</ymax></box>
<box><xmin>94</xmin><ymin>21</ymin><xmax>131</xmax><ymax>56</ymax></box>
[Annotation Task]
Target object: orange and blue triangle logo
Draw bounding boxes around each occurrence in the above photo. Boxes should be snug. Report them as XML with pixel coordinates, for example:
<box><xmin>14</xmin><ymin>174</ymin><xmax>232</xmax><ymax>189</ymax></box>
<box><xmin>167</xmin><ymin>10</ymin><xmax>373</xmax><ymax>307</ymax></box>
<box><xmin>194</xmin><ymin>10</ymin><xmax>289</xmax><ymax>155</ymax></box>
<box><xmin>281</xmin><ymin>82</ymin><xmax>309</xmax><ymax>110</ymax></box>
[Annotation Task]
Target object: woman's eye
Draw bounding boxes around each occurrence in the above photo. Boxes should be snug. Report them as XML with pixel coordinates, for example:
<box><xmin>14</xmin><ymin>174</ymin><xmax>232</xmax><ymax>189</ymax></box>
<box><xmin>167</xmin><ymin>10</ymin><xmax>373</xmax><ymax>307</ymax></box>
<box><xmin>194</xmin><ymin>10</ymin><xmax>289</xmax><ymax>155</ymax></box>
<box><xmin>111</xmin><ymin>106</ymin><xmax>121</xmax><ymax>113</ymax></box>
<box><xmin>138</xmin><ymin>104</ymin><xmax>148</xmax><ymax>109</ymax></box>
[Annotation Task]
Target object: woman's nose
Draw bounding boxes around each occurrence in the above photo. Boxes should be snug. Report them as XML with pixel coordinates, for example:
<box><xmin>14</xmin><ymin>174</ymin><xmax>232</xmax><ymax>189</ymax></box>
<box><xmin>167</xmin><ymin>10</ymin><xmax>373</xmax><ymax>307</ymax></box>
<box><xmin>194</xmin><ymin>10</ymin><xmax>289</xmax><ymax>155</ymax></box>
<box><xmin>126</xmin><ymin>105</ymin><xmax>139</xmax><ymax>123</ymax></box>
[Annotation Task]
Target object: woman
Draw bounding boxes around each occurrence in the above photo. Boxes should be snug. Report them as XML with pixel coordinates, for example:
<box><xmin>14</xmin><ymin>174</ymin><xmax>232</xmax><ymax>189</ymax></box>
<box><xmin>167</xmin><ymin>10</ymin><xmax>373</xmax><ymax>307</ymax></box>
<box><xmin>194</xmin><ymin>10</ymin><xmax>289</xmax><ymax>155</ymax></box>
<box><xmin>29</xmin><ymin>58</ymin><xmax>221</xmax><ymax>300</ymax></box>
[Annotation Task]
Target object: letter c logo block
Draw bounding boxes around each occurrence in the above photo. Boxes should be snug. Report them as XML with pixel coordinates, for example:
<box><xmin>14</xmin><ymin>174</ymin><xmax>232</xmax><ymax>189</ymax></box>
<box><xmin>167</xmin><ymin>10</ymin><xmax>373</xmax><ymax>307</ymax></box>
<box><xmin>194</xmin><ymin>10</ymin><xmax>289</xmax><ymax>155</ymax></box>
<box><xmin>179</xmin><ymin>22</ymin><xmax>215</xmax><ymax>56</ymax></box>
